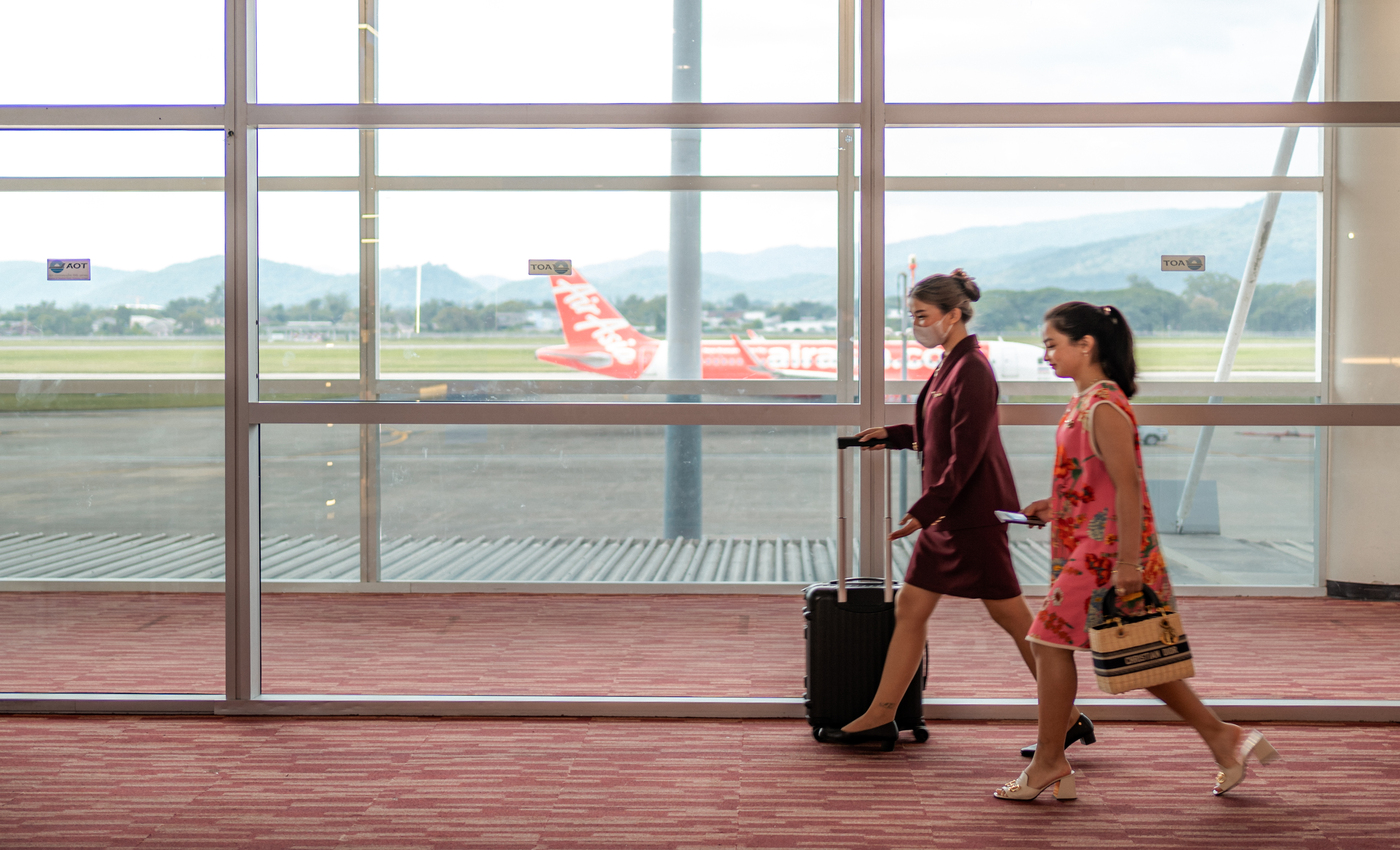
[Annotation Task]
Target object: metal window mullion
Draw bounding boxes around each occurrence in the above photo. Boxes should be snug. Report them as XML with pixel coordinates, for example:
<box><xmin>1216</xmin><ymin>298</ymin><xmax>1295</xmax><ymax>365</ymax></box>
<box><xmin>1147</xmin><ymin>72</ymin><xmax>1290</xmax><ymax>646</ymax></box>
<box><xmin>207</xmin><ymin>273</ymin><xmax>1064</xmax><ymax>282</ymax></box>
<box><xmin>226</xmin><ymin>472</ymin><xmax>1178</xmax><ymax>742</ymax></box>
<box><xmin>244</xmin><ymin>102</ymin><xmax>860</xmax><ymax>129</ymax></box>
<box><xmin>0</xmin><ymin>105</ymin><xmax>225</xmax><ymax>127</ymax></box>
<box><xmin>0</xmin><ymin>175</ymin><xmax>1327</xmax><ymax>193</ymax></box>
<box><xmin>857</xmin><ymin>0</ymin><xmax>887</xmax><ymax>578</ymax></box>
<box><xmin>359</xmin><ymin>0</ymin><xmax>381</xmax><ymax>583</ymax></box>
<box><xmin>884</xmin><ymin>176</ymin><xmax>1322</xmax><ymax>192</ymax></box>
<box><xmin>224</xmin><ymin>0</ymin><xmax>261</xmax><ymax>703</ymax></box>
<box><xmin>883</xmin><ymin>101</ymin><xmax>1400</xmax><ymax>128</ymax></box>
<box><xmin>1317</xmin><ymin>0</ymin><xmax>1340</xmax><ymax>590</ymax></box>
<box><xmin>835</xmin><ymin>0</ymin><xmax>857</xmax><ymax>571</ymax></box>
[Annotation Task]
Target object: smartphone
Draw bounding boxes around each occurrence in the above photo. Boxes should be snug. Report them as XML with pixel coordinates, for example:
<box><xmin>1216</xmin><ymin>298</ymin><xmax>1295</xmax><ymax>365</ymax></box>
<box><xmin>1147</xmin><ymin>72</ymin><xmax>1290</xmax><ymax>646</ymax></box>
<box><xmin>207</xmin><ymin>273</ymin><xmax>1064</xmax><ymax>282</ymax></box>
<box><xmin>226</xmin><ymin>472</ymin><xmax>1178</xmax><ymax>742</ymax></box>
<box><xmin>995</xmin><ymin>510</ymin><xmax>1047</xmax><ymax>527</ymax></box>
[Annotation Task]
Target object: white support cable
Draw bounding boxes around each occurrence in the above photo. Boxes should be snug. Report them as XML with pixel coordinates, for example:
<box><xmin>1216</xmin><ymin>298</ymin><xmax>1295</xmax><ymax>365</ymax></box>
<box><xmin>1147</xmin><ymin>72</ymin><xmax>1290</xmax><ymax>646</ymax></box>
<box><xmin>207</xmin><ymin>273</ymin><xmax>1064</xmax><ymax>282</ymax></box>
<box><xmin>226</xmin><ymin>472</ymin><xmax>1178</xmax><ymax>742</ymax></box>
<box><xmin>1176</xmin><ymin>10</ymin><xmax>1320</xmax><ymax>532</ymax></box>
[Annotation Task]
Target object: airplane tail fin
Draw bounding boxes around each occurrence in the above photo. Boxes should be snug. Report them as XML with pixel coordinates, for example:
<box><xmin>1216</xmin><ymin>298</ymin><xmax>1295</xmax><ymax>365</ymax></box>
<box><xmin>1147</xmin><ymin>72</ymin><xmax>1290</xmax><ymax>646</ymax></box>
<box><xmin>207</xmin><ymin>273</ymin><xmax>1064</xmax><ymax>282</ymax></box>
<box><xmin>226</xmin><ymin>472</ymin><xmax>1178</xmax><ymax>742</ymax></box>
<box><xmin>541</xmin><ymin>270</ymin><xmax>658</xmax><ymax>377</ymax></box>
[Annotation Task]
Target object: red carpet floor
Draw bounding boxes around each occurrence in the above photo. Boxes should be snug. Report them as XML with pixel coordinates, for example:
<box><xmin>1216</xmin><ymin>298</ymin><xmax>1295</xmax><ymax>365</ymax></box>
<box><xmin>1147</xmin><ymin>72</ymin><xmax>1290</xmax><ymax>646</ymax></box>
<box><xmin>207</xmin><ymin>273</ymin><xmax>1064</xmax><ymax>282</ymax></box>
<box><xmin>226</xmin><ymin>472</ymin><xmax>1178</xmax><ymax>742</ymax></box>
<box><xmin>1</xmin><ymin>593</ymin><xmax>1397</xmax><ymax>700</ymax></box>
<box><xmin>1</xmin><ymin>716</ymin><xmax>1396</xmax><ymax>849</ymax></box>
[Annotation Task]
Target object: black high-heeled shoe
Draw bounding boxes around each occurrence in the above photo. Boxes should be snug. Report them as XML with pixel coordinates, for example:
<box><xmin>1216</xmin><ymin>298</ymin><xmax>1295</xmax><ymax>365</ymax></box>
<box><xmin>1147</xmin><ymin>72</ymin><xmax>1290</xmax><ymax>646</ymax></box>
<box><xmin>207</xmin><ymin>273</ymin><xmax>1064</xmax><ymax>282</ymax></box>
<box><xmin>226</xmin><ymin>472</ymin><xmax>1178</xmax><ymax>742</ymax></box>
<box><xmin>1020</xmin><ymin>713</ymin><xmax>1095</xmax><ymax>758</ymax></box>
<box><xmin>815</xmin><ymin>721</ymin><xmax>899</xmax><ymax>751</ymax></box>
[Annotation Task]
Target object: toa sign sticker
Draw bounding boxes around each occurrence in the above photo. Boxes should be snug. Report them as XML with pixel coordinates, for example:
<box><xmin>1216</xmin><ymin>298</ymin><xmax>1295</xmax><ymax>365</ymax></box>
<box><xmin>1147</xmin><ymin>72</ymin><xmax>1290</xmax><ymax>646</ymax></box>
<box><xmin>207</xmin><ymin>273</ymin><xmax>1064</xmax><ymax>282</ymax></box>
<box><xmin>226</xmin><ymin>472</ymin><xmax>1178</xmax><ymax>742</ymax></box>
<box><xmin>1161</xmin><ymin>255</ymin><xmax>1206</xmax><ymax>272</ymax></box>
<box><xmin>528</xmin><ymin>259</ymin><xmax>573</xmax><ymax>276</ymax></box>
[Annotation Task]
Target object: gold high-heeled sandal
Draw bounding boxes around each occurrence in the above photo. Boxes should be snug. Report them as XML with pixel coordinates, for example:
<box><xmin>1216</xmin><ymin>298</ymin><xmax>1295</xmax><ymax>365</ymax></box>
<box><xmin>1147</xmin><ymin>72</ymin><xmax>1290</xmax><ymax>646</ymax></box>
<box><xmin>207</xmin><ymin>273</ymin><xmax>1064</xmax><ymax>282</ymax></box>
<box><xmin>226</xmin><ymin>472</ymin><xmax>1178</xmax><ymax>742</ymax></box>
<box><xmin>1214</xmin><ymin>729</ymin><xmax>1281</xmax><ymax>796</ymax></box>
<box><xmin>994</xmin><ymin>769</ymin><xmax>1076</xmax><ymax>801</ymax></box>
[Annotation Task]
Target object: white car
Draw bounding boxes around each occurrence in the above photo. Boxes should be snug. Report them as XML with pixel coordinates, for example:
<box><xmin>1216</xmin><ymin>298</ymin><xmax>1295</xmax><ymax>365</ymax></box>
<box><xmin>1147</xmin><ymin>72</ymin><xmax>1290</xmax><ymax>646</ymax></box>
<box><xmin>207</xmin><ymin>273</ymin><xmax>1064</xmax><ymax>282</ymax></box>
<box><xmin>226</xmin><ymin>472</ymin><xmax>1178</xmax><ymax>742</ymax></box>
<box><xmin>1139</xmin><ymin>426</ymin><xmax>1169</xmax><ymax>446</ymax></box>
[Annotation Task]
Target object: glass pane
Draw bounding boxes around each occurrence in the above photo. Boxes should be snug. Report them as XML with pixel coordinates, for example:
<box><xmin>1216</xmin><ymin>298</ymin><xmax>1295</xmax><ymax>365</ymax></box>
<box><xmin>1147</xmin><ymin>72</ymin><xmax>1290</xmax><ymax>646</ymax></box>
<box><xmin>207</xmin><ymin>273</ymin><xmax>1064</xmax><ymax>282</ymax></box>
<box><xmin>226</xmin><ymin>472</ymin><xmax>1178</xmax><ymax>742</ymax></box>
<box><xmin>0</xmin><ymin>131</ymin><xmax>224</xmax><ymax>178</ymax></box>
<box><xmin>2</xmin><ymin>2</ymin><xmax>223</xmax><ymax>105</ymax></box>
<box><xmin>262</xmin><ymin>424</ymin><xmax>835</xmax><ymax>696</ymax></box>
<box><xmin>981</xmin><ymin>425</ymin><xmax>1316</xmax><ymax>591</ymax></box>
<box><xmin>379</xmin><ymin>424</ymin><xmax>835</xmax><ymax>559</ymax></box>
<box><xmin>377</xmin><ymin>0</ymin><xmax>840</xmax><ymax>104</ymax></box>
<box><xmin>887</xmin><ymin>128</ymin><xmax>1321</xmax><ymax>178</ymax></box>
<box><xmin>255</xmin><ymin>191</ymin><xmax>361</xmax><ymax>395</ymax></box>
<box><xmin>887</xmin><ymin>0</ymin><xmax>1321</xmax><ymax>103</ymax></box>
<box><xmin>919</xmin><ymin>421</ymin><xmax>1322</xmax><ymax>703</ymax></box>
<box><xmin>258</xmin><ymin>130</ymin><xmax>360</xmax><ymax>177</ymax></box>
<box><xmin>884</xmin><ymin>192</ymin><xmax>1319</xmax><ymax>384</ymax></box>
<box><xmin>0</xmin><ymin>193</ymin><xmax>226</xmax><ymax>358</ymax></box>
<box><xmin>257</xmin><ymin>186</ymin><xmax>849</xmax><ymax>401</ymax></box>
<box><xmin>378</xmin><ymin>129</ymin><xmax>841</xmax><ymax>177</ymax></box>
<box><xmin>0</xmin><ymin>182</ymin><xmax>224</xmax><ymax>694</ymax></box>
<box><xmin>260</xmin><ymin>423</ymin><xmax>362</xmax><ymax>582</ymax></box>
<box><xmin>256</xmin><ymin>0</ymin><xmax>360</xmax><ymax>104</ymax></box>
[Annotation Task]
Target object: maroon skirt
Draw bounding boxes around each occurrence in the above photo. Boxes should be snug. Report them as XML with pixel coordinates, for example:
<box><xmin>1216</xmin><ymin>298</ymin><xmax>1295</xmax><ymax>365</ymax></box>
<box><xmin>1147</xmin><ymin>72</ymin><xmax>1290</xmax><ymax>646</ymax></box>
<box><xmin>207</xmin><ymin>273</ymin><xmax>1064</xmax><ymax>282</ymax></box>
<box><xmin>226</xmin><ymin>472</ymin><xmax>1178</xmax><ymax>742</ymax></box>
<box><xmin>902</xmin><ymin>523</ymin><xmax>1021</xmax><ymax>600</ymax></box>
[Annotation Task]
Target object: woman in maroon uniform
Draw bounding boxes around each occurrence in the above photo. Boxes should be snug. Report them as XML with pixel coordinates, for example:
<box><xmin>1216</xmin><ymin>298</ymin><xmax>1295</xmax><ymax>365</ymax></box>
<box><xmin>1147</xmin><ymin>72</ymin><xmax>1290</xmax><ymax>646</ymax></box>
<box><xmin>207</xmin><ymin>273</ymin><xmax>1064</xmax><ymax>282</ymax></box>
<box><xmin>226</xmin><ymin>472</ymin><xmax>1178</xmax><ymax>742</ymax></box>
<box><xmin>816</xmin><ymin>270</ymin><xmax>1089</xmax><ymax>752</ymax></box>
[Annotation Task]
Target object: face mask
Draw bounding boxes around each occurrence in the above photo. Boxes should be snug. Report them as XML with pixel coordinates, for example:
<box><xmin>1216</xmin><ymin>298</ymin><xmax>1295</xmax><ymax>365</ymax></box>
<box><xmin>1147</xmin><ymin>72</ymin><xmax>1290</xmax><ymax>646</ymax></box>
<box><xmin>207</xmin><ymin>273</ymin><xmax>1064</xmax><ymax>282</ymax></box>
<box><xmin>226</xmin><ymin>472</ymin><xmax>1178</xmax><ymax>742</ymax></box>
<box><xmin>912</xmin><ymin>313</ymin><xmax>950</xmax><ymax>348</ymax></box>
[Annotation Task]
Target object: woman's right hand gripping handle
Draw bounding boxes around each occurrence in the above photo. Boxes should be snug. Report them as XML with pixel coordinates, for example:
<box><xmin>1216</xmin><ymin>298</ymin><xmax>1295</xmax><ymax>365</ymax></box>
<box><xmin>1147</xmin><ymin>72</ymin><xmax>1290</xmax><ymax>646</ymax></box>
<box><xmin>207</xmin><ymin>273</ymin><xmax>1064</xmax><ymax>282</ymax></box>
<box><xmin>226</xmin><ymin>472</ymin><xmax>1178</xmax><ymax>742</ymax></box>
<box><xmin>854</xmin><ymin>426</ymin><xmax>888</xmax><ymax>449</ymax></box>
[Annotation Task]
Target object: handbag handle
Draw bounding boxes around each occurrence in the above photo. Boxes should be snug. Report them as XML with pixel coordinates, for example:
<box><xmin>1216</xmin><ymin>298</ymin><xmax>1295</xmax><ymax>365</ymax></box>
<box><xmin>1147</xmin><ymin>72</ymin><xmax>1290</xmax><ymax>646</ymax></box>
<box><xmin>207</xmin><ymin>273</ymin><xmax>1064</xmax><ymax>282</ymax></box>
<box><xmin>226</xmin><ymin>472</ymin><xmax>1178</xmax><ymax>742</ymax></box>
<box><xmin>1099</xmin><ymin>585</ymin><xmax>1170</xmax><ymax>623</ymax></box>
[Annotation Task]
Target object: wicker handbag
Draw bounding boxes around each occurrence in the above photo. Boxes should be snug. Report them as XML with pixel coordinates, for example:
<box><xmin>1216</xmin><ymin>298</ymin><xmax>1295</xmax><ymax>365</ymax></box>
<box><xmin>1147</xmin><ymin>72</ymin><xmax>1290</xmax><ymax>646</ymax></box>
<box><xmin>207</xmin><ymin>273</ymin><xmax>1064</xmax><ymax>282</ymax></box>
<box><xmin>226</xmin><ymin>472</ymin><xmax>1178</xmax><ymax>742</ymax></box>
<box><xmin>1087</xmin><ymin>586</ymin><xmax>1195</xmax><ymax>695</ymax></box>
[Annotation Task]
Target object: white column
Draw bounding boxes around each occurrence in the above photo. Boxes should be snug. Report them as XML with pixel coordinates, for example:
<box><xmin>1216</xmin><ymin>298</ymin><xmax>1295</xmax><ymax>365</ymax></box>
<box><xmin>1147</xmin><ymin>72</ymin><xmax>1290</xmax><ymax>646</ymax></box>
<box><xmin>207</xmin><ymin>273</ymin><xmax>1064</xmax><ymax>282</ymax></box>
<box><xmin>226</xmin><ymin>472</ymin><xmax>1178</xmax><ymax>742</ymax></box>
<box><xmin>1326</xmin><ymin>0</ymin><xmax>1400</xmax><ymax>589</ymax></box>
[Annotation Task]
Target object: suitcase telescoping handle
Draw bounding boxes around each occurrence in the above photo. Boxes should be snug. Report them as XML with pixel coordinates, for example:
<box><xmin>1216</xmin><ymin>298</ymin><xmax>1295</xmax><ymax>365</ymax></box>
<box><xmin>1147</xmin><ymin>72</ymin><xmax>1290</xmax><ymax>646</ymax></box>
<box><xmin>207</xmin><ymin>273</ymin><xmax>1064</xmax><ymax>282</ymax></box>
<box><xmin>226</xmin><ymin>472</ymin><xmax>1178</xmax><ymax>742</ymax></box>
<box><xmin>836</xmin><ymin>436</ymin><xmax>895</xmax><ymax>605</ymax></box>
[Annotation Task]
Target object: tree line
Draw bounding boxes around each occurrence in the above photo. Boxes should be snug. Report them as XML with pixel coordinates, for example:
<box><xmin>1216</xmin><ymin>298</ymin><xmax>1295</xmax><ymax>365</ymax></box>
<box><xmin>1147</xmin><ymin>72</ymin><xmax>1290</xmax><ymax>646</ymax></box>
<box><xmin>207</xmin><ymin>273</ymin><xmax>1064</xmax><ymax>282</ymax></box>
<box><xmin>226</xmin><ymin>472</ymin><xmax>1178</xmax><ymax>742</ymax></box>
<box><xmin>1</xmin><ymin>285</ymin><xmax>226</xmax><ymax>336</ymax></box>
<box><xmin>1</xmin><ymin>273</ymin><xmax>1313</xmax><ymax>337</ymax></box>
<box><xmin>966</xmin><ymin>274</ymin><xmax>1315</xmax><ymax>335</ymax></box>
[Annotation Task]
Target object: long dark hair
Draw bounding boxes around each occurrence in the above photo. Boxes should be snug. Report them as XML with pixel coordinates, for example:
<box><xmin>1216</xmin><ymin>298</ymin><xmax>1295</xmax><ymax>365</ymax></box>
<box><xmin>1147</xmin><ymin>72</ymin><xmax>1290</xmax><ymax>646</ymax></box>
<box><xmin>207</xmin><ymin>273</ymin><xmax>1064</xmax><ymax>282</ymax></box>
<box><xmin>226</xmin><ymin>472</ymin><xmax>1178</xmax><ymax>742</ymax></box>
<box><xmin>909</xmin><ymin>268</ymin><xmax>981</xmax><ymax>321</ymax></box>
<box><xmin>1043</xmin><ymin>302</ymin><xmax>1138</xmax><ymax>397</ymax></box>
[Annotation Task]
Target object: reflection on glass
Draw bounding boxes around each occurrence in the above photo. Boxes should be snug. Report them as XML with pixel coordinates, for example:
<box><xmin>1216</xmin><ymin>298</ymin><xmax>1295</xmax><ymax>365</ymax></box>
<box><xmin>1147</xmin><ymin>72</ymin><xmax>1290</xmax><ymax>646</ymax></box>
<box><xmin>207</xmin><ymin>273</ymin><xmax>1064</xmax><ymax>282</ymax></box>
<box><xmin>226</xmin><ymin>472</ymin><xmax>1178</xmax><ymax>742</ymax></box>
<box><xmin>918</xmin><ymin>426</ymin><xmax>1316</xmax><ymax>589</ymax></box>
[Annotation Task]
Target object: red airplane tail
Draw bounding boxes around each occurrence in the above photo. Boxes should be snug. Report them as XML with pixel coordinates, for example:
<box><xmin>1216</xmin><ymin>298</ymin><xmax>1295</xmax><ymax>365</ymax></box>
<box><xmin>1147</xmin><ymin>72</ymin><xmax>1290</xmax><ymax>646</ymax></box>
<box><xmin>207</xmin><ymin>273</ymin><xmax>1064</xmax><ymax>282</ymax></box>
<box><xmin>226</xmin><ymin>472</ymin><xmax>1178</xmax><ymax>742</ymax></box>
<box><xmin>535</xmin><ymin>271</ymin><xmax>659</xmax><ymax>379</ymax></box>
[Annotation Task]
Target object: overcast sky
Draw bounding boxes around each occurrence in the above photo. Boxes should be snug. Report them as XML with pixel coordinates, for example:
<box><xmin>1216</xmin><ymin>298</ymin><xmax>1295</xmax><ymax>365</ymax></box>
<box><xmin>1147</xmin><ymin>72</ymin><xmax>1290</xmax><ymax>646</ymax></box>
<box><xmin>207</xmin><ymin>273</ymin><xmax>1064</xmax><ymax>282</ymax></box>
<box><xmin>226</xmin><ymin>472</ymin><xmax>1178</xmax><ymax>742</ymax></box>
<box><xmin>1</xmin><ymin>0</ymin><xmax>1321</xmax><ymax>277</ymax></box>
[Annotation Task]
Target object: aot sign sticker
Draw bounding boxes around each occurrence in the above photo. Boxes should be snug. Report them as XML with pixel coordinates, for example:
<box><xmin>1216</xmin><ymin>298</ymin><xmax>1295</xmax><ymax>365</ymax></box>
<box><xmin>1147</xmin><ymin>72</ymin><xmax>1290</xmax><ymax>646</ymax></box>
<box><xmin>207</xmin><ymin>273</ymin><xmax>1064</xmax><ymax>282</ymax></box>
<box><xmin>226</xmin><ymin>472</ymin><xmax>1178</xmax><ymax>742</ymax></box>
<box><xmin>47</xmin><ymin>259</ymin><xmax>91</xmax><ymax>280</ymax></box>
<box><xmin>528</xmin><ymin>259</ymin><xmax>572</xmax><ymax>276</ymax></box>
<box><xmin>1161</xmin><ymin>255</ymin><xmax>1206</xmax><ymax>272</ymax></box>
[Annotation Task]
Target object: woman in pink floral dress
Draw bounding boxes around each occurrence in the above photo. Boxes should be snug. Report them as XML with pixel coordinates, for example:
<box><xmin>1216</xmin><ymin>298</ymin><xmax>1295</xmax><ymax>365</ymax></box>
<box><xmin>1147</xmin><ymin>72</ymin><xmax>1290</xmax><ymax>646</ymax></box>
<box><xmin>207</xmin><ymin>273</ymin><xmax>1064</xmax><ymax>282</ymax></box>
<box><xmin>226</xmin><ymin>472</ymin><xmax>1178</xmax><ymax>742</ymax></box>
<box><xmin>994</xmin><ymin>302</ymin><xmax>1280</xmax><ymax>803</ymax></box>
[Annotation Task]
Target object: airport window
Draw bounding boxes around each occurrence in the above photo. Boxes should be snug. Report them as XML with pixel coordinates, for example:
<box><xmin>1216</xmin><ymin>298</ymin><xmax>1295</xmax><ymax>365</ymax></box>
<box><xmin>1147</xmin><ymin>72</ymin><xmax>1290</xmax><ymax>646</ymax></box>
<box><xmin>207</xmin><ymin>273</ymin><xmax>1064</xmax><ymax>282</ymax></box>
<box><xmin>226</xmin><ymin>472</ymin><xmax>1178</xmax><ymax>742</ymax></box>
<box><xmin>885</xmin><ymin>0</ymin><xmax>1321</xmax><ymax>103</ymax></box>
<box><xmin>5</xmin><ymin>0</ymin><xmax>1399</xmax><ymax>710</ymax></box>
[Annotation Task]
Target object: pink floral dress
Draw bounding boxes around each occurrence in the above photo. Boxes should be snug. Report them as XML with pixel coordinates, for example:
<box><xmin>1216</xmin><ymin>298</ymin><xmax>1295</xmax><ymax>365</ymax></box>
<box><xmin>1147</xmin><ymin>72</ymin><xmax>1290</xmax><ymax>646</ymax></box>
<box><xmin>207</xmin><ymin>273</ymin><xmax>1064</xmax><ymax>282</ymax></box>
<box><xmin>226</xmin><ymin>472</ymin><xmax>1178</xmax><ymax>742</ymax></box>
<box><xmin>1026</xmin><ymin>380</ymin><xmax>1173</xmax><ymax>651</ymax></box>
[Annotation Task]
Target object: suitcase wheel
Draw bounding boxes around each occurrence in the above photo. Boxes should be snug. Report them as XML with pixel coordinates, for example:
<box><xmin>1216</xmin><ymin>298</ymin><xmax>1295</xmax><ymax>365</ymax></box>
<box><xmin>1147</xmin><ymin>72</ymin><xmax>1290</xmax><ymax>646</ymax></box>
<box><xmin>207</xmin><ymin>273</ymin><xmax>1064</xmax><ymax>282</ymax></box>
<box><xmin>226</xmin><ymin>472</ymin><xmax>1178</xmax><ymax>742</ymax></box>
<box><xmin>912</xmin><ymin>728</ymin><xmax>929</xmax><ymax>744</ymax></box>
<box><xmin>812</xmin><ymin>727</ymin><xmax>822</xmax><ymax>741</ymax></box>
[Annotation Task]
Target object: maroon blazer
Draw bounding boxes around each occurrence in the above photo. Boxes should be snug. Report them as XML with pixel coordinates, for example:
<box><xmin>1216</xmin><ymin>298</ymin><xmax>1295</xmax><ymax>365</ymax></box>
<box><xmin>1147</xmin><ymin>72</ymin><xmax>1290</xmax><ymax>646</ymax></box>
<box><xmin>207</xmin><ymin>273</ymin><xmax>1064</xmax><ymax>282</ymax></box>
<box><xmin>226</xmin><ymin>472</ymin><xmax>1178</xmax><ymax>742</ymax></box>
<box><xmin>885</xmin><ymin>334</ymin><xmax>1019</xmax><ymax>531</ymax></box>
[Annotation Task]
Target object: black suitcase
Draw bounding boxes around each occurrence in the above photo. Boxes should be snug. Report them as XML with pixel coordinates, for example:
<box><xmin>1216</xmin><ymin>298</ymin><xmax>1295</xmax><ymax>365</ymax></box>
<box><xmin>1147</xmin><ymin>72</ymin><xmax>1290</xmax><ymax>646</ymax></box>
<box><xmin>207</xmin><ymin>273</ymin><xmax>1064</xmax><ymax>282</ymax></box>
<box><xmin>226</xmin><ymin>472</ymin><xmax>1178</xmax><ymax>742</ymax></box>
<box><xmin>803</xmin><ymin>437</ymin><xmax>928</xmax><ymax>748</ymax></box>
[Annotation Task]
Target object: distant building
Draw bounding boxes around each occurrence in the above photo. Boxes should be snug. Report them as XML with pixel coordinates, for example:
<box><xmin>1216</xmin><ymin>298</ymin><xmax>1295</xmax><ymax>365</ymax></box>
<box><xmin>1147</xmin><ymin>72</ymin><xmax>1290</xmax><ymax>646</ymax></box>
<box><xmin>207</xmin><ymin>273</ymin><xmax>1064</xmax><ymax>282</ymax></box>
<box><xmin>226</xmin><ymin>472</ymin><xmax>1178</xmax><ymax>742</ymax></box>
<box><xmin>776</xmin><ymin>319</ymin><xmax>837</xmax><ymax>333</ymax></box>
<box><xmin>497</xmin><ymin>310</ymin><xmax>560</xmax><ymax>332</ymax></box>
<box><xmin>129</xmin><ymin>315</ymin><xmax>176</xmax><ymax>337</ymax></box>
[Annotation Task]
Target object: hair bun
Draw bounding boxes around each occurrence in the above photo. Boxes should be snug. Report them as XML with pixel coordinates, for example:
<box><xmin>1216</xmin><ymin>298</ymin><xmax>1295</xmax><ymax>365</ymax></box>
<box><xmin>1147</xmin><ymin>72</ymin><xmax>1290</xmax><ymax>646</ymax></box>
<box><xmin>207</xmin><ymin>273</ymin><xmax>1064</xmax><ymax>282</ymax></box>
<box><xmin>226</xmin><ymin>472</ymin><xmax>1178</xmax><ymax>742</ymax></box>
<box><xmin>950</xmin><ymin>268</ymin><xmax>981</xmax><ymax>302</ymax></box>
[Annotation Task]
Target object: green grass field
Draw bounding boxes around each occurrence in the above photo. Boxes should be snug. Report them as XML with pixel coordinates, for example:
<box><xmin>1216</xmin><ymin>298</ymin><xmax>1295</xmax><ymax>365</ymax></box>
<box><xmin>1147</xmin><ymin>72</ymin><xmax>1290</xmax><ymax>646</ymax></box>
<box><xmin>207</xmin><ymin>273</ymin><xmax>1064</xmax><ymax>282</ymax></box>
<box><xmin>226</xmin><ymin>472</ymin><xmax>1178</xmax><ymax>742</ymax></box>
<box><xmin>0</xmin><ymin>335</ymin><xmax>1316</xmax><ymax>375</ymax></box>
<box><xmin>988</xmin><ymin>335</ymin><xmax>1315</xmax><ymax>372</ymax></box>
<box><xmin>0</xmin><ymin>335</ymin><xmax>1316</xmax><ymax>411</ymax></box>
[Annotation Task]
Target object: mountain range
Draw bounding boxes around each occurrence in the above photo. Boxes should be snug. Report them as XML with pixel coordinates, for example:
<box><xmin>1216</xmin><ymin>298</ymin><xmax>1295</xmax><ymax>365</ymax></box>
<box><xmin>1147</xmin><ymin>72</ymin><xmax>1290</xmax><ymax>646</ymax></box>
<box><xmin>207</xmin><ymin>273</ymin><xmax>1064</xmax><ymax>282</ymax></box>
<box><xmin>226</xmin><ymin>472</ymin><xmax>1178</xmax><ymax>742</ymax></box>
<box><xmin>0</xmin><ymin>195</ymin><xmax>1316</xmax><ymax>311</ymax></box>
